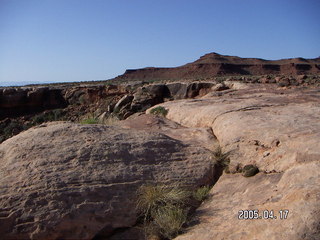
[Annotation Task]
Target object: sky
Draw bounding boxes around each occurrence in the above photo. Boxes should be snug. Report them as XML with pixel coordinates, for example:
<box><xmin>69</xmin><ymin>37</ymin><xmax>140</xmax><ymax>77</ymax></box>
<box><xmin>0</xmin><ymin>0</ymin><xmax>319</xmax><ymax>85</ymax></box>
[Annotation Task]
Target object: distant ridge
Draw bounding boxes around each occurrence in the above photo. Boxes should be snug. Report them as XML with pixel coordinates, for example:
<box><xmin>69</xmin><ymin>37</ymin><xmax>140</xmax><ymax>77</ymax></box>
<box><xmin>114</xmin><ymin>52</ymin><xmax>320</xmax><ymax>81</ymax></box>
<box><xmin>0</xmin><ymin>81</ymin><xmax>38</xmax><ymax>87</ymax></box>
<box><xmin>0</xmin><ymin>81</ymin><xmax>55</xmax><ymax>87</ymax></box>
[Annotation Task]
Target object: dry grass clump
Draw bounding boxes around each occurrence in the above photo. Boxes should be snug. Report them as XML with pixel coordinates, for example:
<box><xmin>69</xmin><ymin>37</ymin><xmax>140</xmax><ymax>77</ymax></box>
<box><xmin>136</xmin><ymin>146</ymin><xmax>231</xmax><ymax>239</ymax></box>
<box><xmin>136</xmin><ymin>184</ymin><xmax>189</xmax><ymax>239</ymax></box>
<box><xmin>153</xmin><ymin>205</ymin><xmax>188</xmax><ymax>239</ymax></box>
<box><xmin>192</xmin><ymin>185</ymin><xmax>211</xmax><ymax>202</ymax></box>
<box><xmin>137</xmin><ymin>185</ymin><xmax>189</xmax><ymax>220</ymax></box>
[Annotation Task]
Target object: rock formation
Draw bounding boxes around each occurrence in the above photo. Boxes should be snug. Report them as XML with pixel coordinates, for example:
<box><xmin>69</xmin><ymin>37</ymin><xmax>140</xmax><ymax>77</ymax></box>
<box><xmin>0</xmin><ymin>87</ymin><xmax>67</xmax><ymax>120</ymax></box>
<box><xmin>0</xmin><ymin>122</ymin><xmax>216</xmax><ymax>239</ymax></box>
<box><xmin>151</xmin><ymin>85</ymin><xmax>320</xmax><ymax>240</ymax></box>
<box><xmin>115</xmin><ymin>52</ymin><xmax>320</xmax><ymax>81</ymax></box>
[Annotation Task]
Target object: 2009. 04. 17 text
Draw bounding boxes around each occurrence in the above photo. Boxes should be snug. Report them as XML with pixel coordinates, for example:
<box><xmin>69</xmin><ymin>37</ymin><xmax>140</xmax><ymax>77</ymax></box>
<box><xmin>238</xmin><ymin>210</ymin><xmax>289</xmax><ymax>220</ymax></box>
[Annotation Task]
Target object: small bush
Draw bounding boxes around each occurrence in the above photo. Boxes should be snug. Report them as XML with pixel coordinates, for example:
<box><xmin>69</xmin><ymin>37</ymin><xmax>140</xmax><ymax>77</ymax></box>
<box><xmin>137</xmin><ymin>185</ymin><xmax>189</xmax><ymax>220</ymax></box>
<box><xmin>0</xmin><ymin>120</ymin><xmax>24</xmax><ymax>143</ymax></box>
<box><xmin>136</xmin><ymin>184</ymin><xmax>189</xmax><ymax>239</ymax></box>
<box><xmin>3</xmin><ymin>121</ymin><xmax>22</xmax><ymax>136</ymax></box>
<box><xmin>193</xmin><ymin>186</ymin><xmax>211</xmax><ymax>202</ymax></box>
<box><xmin>80</xmin><ymin>117</ymin><xmax>99</xmax><ymax>124</ymax></box>
<box><xmin>150</xmin><ymin>106</ymin><xmax>168</xmax><ymax>117</ymax></box>
<box><xmin>153</xmin><ymin>205</ymin><xmax>187</xmax><ymax>239</ymax></box>
<box><xmin>213</xmin><ymin>146</ymin><xmax>231</xmax><ymax>168</ymax></box>
<box><xmin>242</xmin><ymin>164</ymin><xmax>259</xmax><ymax>177</ymax></box>
<box><xmin>102</xmin><ymin>115</ymin><xmax>120</xmax><ymax>125</ymax></box>
<box><xmin>31</xmin><ymin>109</ymin><xmax>65</xmax><ymax>125</ymax></box>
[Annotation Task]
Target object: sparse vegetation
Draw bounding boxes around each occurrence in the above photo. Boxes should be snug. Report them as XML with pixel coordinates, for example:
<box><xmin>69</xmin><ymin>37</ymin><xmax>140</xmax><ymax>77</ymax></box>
<box><xmin>0</xmin><ymin>120</ymin><xmax>23</xmax><ymax>143</ymax></box>
<box><xmin>212</xmin><ymin>146</ymin><xmax>231</xmax><ymax>169</ymax></box>
<box><xmin>31</xmin><ymin>109</ymin><xmax>65</xmax><ymax>125</ymax></box>
<box><xmin>242</xmin><ymin>164</ymin><xmax>259</xmax><ymax>177</ymax></box>
<box><xmin>136</xmin><ymin>185</ymin><xmax>189</xmax><ymax>220</ymax></box>
<box><xmin>136</xmin><ymin>184</ymin><xmax>190</xmax><ymax>239</ymax></box>
<box><xmin>150</xmin><ymin>106</ymin><xmax>168</xmax><ymax>117</ymax></box>
<box><xmin>193</xmin><ymin>185</ymin><xmax>211</xmax><ymax>202</ymax></box>
<box><xmin>153</xmin><ymin>205</ymin><xmax>188</xmax><ymax>239</ymax></box>
<box><xmin>102</xmin><ymin>115</ymin><xmax>120</xmax><ymax>125</ymax></box>
<box><xmin>0</xmin><ymin>109</ymin><xmax>66</xmax><ymax>143</ymax></box>
<box><xmin>132</xmin><ymin>146</ymin><xmax>231</xmax><ymax>239</ymax></box>
<box><xmin>80</xmin><ymin>117</ymin><xmax>99</xmax><ymax>124</ymax></box>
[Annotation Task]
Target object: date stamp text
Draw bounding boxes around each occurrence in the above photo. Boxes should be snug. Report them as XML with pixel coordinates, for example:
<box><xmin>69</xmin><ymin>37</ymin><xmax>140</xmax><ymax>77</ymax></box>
<box><xmin>238</xmin><ymin>210</ymin><xmax>289</xmax><ymax>220</ymax></box>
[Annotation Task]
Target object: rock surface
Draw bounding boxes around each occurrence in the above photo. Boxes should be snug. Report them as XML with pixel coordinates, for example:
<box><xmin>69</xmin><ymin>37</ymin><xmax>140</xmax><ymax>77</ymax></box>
<box><xmin>0</xmin><ymin>122</ymin><xmax>216</xmax><ymax>239</ymax></box>
<box><xmin>150</xmin><ymin>85</ymin><xmax>320</xmax><ymax>239</ymax></box>
<box><xmin>117</xmin><ymin>114</ymin><xmax>218</xmax><ymax>150</ymax></box>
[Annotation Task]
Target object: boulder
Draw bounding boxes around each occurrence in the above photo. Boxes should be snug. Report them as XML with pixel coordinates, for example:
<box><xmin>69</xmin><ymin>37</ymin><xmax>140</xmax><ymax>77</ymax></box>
<box><xmin>165</xmin><ymin>82</ymin><xmax>214</xmax><ymax>100</ymax></box>
<box><xmin>186</xmin><ymin>82</ymin><xmax>214</xmax><ymax>98</ymax></box>
<box><xmin>144</xmin><ymin>84</ymin><xmax>168</xmax><ymax>98</ymax></box>
<box><xmin>130</xmin><ymin>85</ymin><xmax>165</xmax><ymax>112</ymax></box>
<box><xmin>127</xmin><ymin>82</ymin><xmax>214</xmax><ymax>114</ymax></box>
<box><xmin>211</xmin><ymin>83</ymin><xmax>229</xmax><ymax>91</ymax></box>
<box><xmin>0</xmin><ymin>122</ymin><xmax>215</xmax><ymax>239</ymax></box>
<box><xmin>114</xmin><ymin>94</ymin><xmax>134</xmax><ymax>111</ymax></box>
<box><xmin>224</xmin><ymin>80</ymin><xmax>250</xmax><ymax>90</ymax></box>
<box><xmin>166</xmin><ymin>83</ymin><xmax>188</xmax><ymax>99</ymax></box>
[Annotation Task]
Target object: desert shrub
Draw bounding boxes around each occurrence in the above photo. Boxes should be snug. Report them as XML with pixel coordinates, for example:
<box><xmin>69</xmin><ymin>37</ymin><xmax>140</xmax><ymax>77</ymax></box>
<box><xmin>31</xmin><ymin>109</ymin><xmax>65</xmax><ymax>125</ymax></box>
<box><xmin>242</xmin><ymin>164</ymin><xmax>259</xmax><ymax>177</ymax></box>
<box><xmin>212</xmin><ymin>146</ymin><xmax>231</xmax><ymax>168</ymax></box>
<box><xmin>0</xmin><ymin>120</ymin><xmax>24</xmax><ymax>143</ymax></box>
<box><xmin>153</xmin><ymin>205</ymin><xmax>188</xmax><ymax>239</ymax></box>
<box><xmin>193</xmin><ymin>186</ymin><xmax>211</xmax><ymax>202</ymax></box>
<box><xmin>102</xmin><ymin>115</ymin><xmax>120</xmax><ymax>125</ymax></box>
<box><xmin>137</xmin><ymin>185</ymin><xmax>189</xmax><ymax>220</ymax></box>
<box><xmin>78</xmin><ymin>94</ymin><xmax>87</xmax><ymax>105</ymax></box>
<box><xmin>3</xmin><ymin>121</ymin><xmax>22</xmax><ymax>136</ymax></box>
<box><xmin>0</xmin><ymin>110</ymin><xmax>66</xmax><ymax>143</ymax></box>
<box><xmin>80</xmin><ymin>117</ymin><xmax>99</xmax><ymax>124</ymax></box>
<box><xmin>50</xmin><ymin>109</ymin><xmax>65</xmax><ymax>121</ymax></box>
<box><xmin>136</xmin><ymin>184</ymin><xmax>189</xmax><ymax>239</ymax></box>
<box><xmin>224</xmin><ymin>165</ymin><xmax>231</xmax><ymax>174</ymax></box>
<box><xmin>150</xmin><ymin>106</ymin><xmax>168</xmax><ymax>117</ymax></box>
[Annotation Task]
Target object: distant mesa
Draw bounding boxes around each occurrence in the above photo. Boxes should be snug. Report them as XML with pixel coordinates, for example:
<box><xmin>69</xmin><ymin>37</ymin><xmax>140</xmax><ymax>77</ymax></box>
<box><xmin>114</xmin><ymin>52</ymin><xmax>320</xmax><ymax>81</ymax></box>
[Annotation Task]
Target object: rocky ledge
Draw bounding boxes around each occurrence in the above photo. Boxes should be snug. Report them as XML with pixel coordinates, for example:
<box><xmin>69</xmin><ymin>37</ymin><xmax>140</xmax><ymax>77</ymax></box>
<box><xmin>153</xmin><ymin>85</ymin><xmax>320</xmax><ymax>240</ymax></box>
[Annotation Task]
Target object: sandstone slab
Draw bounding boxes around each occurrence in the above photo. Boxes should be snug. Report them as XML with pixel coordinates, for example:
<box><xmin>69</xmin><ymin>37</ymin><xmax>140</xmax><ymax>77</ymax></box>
<box><xmin>0</xmin><ymin>122</ymin><xmax>215</xmax><ymax>239</ymax></box>
<box><xmin>151</xmin><ymin>85</ymin><xmax>320</xmax><ymax>239</ymax></box>
<box><xmin>117</xmin><ymin>114</ymin><xmax>218</xmax><ymax>150</ymax></box>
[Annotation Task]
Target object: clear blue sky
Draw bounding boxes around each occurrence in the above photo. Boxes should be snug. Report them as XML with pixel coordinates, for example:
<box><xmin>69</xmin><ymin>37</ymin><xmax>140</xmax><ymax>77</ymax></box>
<box><xmin>0</xmin><ymin>0</ymin><xmax>319</xmax><ymax>84</ymax></box>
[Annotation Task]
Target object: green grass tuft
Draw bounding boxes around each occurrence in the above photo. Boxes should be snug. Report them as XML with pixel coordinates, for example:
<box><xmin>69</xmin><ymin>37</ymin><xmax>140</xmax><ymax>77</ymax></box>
<box><xmin>80</xmin><ymin>117</ymin><xmax>99</xmax><ymax>124</ymax></box>
<box><xmin>193</xmin><ymin>186</ymin><xmax>211</xmax><ymax>202</ymax></box>
<box><xmin>150</xmin><ymin>106</ymin><xmax>168</xmax><ymax>117</ymax></box>
<box><xmin>213</xmin><ymin>146</ymin><xmax>231</xmax><ymax>168</ymax></box>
